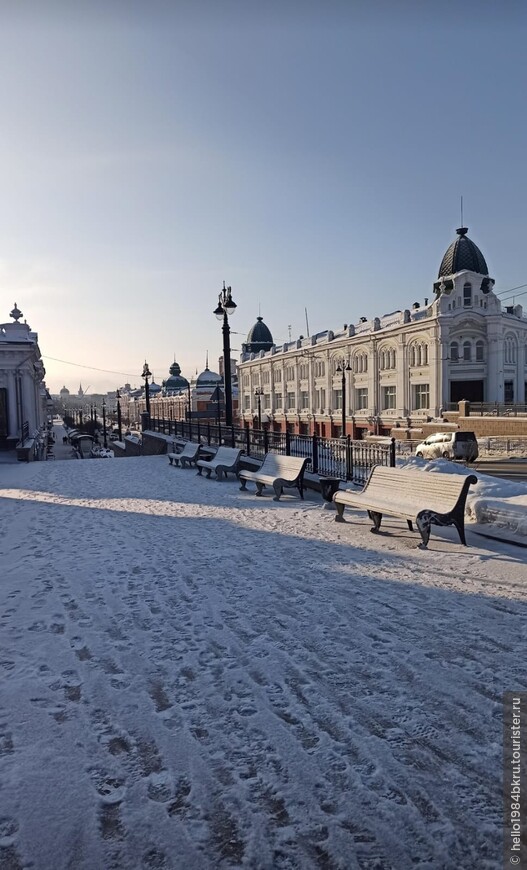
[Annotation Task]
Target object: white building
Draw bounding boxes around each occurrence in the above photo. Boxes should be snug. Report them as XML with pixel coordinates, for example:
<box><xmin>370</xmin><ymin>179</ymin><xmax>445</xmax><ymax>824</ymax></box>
<box><xmin>0</xmin><ymin>304</ymin><xmax>47</xmax><ymax>451</ymax></box>
<box><xmin>238</xmin><ymin>227</ymin><xmax>527</xmax><ymax>437</ymax></box>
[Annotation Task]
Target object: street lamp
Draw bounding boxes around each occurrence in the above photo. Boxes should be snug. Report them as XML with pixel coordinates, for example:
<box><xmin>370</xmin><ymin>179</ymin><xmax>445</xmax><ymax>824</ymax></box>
<box><xmin>254</xmin><ymin>387</ymin><xmax>263</xmax><ymax>430</ymax></box>
<box><xmin>142</xmin><ymin>361</ymin><xmax>152</xmax><ymax>419</ymax></box>
<box><xmin>336</xmin><ymin>358</ymin><xmax>352</xmax><ymax>437</ymax></box>
<box><xmin>213</xmin><ymin>281</ymin><xmax>237</xmax><ymax>427</ymax></box>
<box><xmin>102</xmin><ymin>399</ymin><xmax>108</xmax><ymax>448</ymax></box>
<box><xmin>116</xmin><ymin>388</ymin><xmax>122</xmax><ymax>441</ymax></box>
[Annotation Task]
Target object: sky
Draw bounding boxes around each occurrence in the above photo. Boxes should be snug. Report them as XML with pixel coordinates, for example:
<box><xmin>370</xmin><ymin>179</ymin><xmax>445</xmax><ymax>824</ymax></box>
<box><xmin>0</xmin><ymin>0</ymin><xmax>526</xmax><ymax>394</ymax></box>
<box><xmin>0</xmin><ymin>441</ymin><xmax>526</xmax><ymax>867</ymax></box>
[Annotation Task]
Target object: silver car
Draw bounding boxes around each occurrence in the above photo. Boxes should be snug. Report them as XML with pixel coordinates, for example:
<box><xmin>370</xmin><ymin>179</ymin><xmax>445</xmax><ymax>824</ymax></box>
<box><xmin>415</xmin><ymin>431</ymin><xmax>478</xmax><ymax>462</ymax></box>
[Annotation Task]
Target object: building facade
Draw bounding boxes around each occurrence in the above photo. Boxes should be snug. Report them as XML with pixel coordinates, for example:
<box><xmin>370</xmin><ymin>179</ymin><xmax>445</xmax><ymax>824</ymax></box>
<box><xmin>237</xmin><ymin>228</ymin><xmax>527</xmax><ymax>436</ymax></box>
<box><xmin>0</xmin><ymin>304</ymin><xmax>47</xmax><ymax>450</ymax></box>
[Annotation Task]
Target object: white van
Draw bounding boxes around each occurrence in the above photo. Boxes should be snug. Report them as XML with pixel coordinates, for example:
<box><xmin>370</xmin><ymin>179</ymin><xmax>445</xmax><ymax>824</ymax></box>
<box><xmin>415</xmin><ymin>431</ymin><xmax>478</xmax><ymax>462</ymax></box>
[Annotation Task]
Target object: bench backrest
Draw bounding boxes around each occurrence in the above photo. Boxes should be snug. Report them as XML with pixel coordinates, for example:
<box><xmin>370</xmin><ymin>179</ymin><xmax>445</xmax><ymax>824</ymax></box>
<box><xmin>212</xmin><ymin>446</ymin><xmax>242</xmax><ymax>465</ymax></box>
<box><xmin>365</xmin><ymin>465</ymin><xmax>476</xmax><ymax>512</ymax></box>
<box><xmin>178</xmin><ymin>441</ymin><xmax>200</xmax><ymax>458</ymax></box>
<box><xmin>261</xmin><ymin>453</ymin><xmax>308</xmax><ymax>478</ymax></box>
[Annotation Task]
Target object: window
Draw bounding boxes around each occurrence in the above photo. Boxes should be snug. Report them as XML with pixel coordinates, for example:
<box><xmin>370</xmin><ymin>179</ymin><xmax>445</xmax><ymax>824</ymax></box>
<box><xmin>463</xmin><ymin>282</ymin><xmax>472</xmax><ymax>307</ymax></box>
<box><xmin>274</xmin><ymin>392</ymin><xmax>282</xmax><ymax>409</ymax></box>
<box><xmin>379</xmin><ymin>348</ymin><xmax>395</xmax><ymax>370</ymax></box>
<box><xmin>356</xmin><ymin>388</ymin><xmax>368</xmax><ymax>410</ymax></box>
<box><xmin>450</xmin><ymin>342</ymin><xmax>459</xmax><ymax>362</ymax></box>
<box><xmin>314</xmin><ymin>360</ymin><xmax>325</xmax><ymax>377</ymax></box>
<box><xmin>315</xmin><ymin>388</ymin><xmax>326</xmax><ymax>410</ymax></box>
<box><xmin>382</xmin><ymin>386</ymin><xmax>396</xmax><ymax>410</ymax></box>
<box><xmin>412</xmin><ymin>384</ymin><xmax>430</xmax><ymax>411</ymax></box>
<box><xmin>505</xmin><ymin>337</ymin><xmax>517</xmax><ymax>365</ymax></box>
<box><xmin>333</xmin><ymin>389</ymin><xmax>342</xmax><ymax>410</ymax></box>
<box><xmin>504</xmin><ymin>381</ymin><xmax>514</xmax><ymax>403</ymax></box>
<box><xmin>300</xmin><ymin>391</ymin><xmax>309</xmax><ymax>409</ymax></box>
<box><xmin>262</xmin><ymin>371</ymin><xmax>270</xmax><ymax>385</ymax></box>
<box><xmin>264</xmin><ymin>393</ymin><xmax>271</xmax><ymax>409</ymax></box>
<box><xmin>273</xmin><ymin>369</ymin><xmax>282</xmax><ymax>383</ymax></box>
<box><xmin>475</xmin><ymin>340</ymin><xmax>484</xmax><ymax>362</ymax></box>
<box><xmin>244</xmin><ymin>395</ymin><xmax>251</xmax><ymax>410</ymax></box>
<box><xmin>463</xmin><ymin>341</ymin><xmax>471</xmax><ymax>362</ymax></box>
<box><xmin>286</xmin><ymin>366</ymin><xmax>295</xmax><ymax>381</ymax></box>
<box><xmin>286</xmin><ymin>392</ymin><xmax>295</xmax><ymax>409</ymax></box>
<box><xmin>299</xmin><ymin>363</ymin><xmax>309</xmax><ymax>379</ymax></box>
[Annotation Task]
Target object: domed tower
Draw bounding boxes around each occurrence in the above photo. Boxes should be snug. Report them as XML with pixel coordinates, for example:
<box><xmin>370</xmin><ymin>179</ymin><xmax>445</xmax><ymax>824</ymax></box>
<box><xmin>242</xmin><ymin>316</ymin><xmax>274</xmax><ymax>355</ymax></box>
<box><xmin>162</xmin><ymin>359</ymin><xmax>189</xmax><ymax>396</ymax></box>
<box><xmin>434</xmin><ymin>227</ymin><xmax>494</xmax><ymax>295</ymax></box>
<box><xmin>195</xmin><ymin>364</ymin><xmax>222</xmax><ymax>392</ymax></box>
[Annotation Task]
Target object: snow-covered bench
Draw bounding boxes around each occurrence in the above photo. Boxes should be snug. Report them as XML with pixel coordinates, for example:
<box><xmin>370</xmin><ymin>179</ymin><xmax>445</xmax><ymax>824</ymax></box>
<box><xmin>168</xmin><ymin>441</ymin><xmax>201</xmax><ymax>468</ymax></box>
<box><xmin>239</xmin><ymin>453</ymin><xmax>309</xmax><ymax>501</ymax></box>
<box><xmin>196</xmin><ymin>446</ymin><xmax>243</xmax><ymax>480</ymax></box>
<box><xmin>333</xmin><ymin>465</ymin><xmax>478</xmax><ymax>548</ymax></box>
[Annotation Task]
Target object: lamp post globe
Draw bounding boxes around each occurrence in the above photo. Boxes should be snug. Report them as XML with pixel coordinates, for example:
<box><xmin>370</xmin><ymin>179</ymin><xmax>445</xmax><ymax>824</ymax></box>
<box><xmin>213</xmin><ymin>282</ymin><xmax>237</xmax><ymax>427</ymax></box>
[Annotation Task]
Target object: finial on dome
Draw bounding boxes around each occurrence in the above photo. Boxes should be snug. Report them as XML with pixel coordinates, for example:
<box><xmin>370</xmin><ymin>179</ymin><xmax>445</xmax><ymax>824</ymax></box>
<box><xmin>456</xmin><ymin>227</ymin><xmax>468</xmax><ymax>237</ymax></box>
<box><xmin>10</xmin><ymin>303</ymin><xmax>22</xmax><ymax>322</ymax></box>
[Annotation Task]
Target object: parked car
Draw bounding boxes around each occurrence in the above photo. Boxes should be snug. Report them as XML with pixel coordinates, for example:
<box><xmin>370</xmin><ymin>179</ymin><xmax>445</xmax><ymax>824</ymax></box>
<box><xmin>414</xmin><ymin>431</ymin><xmax>479</xmax><ymax>462</ymax></box>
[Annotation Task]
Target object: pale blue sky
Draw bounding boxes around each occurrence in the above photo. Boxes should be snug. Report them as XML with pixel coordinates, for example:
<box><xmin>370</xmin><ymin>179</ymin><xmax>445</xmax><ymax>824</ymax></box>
<box><xmin>0</xmin><ymin>0</ymin><xmax>525</xmax><ymax>393</ymax></box>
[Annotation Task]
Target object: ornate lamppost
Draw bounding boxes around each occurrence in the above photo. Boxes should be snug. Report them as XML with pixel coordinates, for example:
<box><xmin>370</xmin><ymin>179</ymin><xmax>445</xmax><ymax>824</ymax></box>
<box><xmin>336</xmin><ymin>358</ymin><xmax>352</xmax><ymax>437</ymax></box>
<box><xmin>116</xmin><ymin>388</ymin><xmax>122</xmax><ymax>442</ymax></box>
<box><xmin>213</xmin><ymin>282</ymin><xmax>237</xmax><ymax>427</ymax></box>
<box><xmin>255</xmin><ymin>386</ymin><xmax>263</xmax><ymax>430</ymax></box>
<box><xmin>142</xmin><ymin>361</ymin><xmax>152</xmax><ymax>419</ymax></box>
<box><xmin>102</xmin><ymin>399</ymin><xmax>108</xmax><ymax>448</ymax></box>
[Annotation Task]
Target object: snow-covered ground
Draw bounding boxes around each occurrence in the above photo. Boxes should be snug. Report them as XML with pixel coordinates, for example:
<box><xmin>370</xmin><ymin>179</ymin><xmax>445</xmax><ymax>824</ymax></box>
<box><xmin>0</xmin><ymin>455</ymin><xmax>525</xmax><ymax>869</ymax></box>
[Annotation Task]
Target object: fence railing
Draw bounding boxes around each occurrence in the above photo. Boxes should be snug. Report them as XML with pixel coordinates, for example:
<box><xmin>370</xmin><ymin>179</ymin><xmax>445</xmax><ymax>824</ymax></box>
<box><xmin>446</xmin><ymin>402</ymin><xmax>527</xmax><ymax>417</ymax></box>
<box><xmin>148</xmin><ymin>418</ymin><xmax>396</xmax><ymax>485</ymax></box>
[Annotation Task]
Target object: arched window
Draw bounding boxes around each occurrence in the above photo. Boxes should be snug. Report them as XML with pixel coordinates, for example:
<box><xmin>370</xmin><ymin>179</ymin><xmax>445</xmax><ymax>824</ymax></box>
<box><xmin>475</xmin><ymin>340</ymin><xmax>484</xmax><ymax>362</ymax></box>
<box><xmin>463</xmin><ymin>283</ymin><xmax>472</xmax><ymax>307</ymax></box>
<box><xmin>463</xmin><ymin>341</ymin><xmax>471</xmax><ymax>362</ymax></box>
<box><xmin>505</xmin><ymin>336</ymin><xmax>517</xmax><ymax>365</ymax></box>
<box><xmin>390</xmin><ymin>349</ymin><xmax>396</xmax><ymax>368</ymax></box>
<box><xmin>423</xmin><ymin>344</ymin><xmax>429</xmax><ymax>365</ymax></box>
<box><xmin>450</xmin><ymin>341</ymin><xmax>459</xmax><ymax>362</ymax></box>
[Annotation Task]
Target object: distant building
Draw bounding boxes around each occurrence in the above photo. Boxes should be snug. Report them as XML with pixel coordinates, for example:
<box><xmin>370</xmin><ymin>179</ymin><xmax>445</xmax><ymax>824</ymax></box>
<box><xmin>237</xmin><ymin>227</ymin><xmax>527</xmax><ymax>436</ymax></box>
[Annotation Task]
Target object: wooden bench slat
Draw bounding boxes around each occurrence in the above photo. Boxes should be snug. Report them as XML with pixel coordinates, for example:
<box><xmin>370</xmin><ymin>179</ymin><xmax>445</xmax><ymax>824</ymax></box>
<box><xmin>333</xmin><ymin>465</ymin><xmax>477</xmax><ymax>548</ymax></box>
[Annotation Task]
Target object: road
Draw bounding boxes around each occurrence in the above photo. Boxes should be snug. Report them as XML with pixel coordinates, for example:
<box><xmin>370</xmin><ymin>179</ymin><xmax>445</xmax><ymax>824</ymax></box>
<box><xmin>472</xmin><ymin>458</ymin><xmax>527</xmax><ymax>482</ymax></box>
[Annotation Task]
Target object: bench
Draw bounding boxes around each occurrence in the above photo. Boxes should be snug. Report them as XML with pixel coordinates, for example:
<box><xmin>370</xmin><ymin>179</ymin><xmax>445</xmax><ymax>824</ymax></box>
<box><xmin>239</xmin><ymin>453</ymin><xmax>309</xmax><ymax>501</ymax></box>
<box><xmin>168</xmin><ymin>441</ymin><xmax>201</xmax><ymax>468</ymax></box>
<box><xmin>333</xmin><ymin>465</ymin><xmax>478</xmax><ymax>548</ymax></box>
<box><xmin>196</xmin><ymin>446</ymin><xmax>243</xmax><ymax>480</ymax></box>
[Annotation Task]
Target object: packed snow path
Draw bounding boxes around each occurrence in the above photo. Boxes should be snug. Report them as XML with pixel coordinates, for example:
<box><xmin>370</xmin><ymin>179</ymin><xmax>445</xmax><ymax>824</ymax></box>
<box><xmin>0</xmin><ymin>456</ymin><xmax>525</xmax><ymax>869</ymax></box>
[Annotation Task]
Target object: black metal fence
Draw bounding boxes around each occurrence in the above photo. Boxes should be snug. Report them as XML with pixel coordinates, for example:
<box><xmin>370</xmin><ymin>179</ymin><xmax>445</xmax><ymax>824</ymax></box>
<box><xmin>149</xmin><ymin>417</ymin><xmax>396</xmax><ymax>485</ymax></box>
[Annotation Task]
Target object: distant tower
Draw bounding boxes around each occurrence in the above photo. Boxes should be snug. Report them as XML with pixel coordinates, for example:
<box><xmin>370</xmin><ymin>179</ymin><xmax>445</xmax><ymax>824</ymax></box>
<box><xmin>78</xmin><ymin>383</ymin><xmax>84</xmax><ymax>397</ymax></box>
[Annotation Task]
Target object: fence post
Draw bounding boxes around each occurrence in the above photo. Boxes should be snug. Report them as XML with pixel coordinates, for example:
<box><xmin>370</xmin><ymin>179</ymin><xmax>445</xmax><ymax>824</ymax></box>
<box><xmin>245</xmin><ymin>424</ymin><xmax>251</xmax><ymax>456</ymax></box>
<box><xmin>390</xmin><ymin>437</ymin><xmax>396</xmax><ymax>467</ymax></box>
<box><xmin>312</xmin><ymin>431</ymin><xmax>318</xmax><ymax>474</ymax></box>
<box><xmin>230</xmin><ymin>425</ymin><xmax>235</xmax><ymax>448</ymax></box>
<box><xmin>263</xmin><ymin>428</ymin><xmax>269</xmax><ymax>455</ymax></box>
<box><xmin>285</xmin><ymin>430</ymin><xmax>291</xmax><ymax>456</ymax></box>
